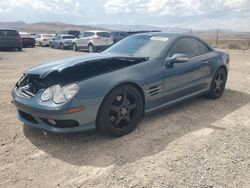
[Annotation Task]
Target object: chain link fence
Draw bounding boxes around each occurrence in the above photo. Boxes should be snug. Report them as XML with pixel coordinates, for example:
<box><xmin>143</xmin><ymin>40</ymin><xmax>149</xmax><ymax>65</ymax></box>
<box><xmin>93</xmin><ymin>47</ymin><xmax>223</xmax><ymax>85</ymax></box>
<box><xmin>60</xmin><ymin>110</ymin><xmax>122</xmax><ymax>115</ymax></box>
<box><xmin>192</xmin><ymin>29</ymin><xmax>250</xmax><ymax>50</ymax></box>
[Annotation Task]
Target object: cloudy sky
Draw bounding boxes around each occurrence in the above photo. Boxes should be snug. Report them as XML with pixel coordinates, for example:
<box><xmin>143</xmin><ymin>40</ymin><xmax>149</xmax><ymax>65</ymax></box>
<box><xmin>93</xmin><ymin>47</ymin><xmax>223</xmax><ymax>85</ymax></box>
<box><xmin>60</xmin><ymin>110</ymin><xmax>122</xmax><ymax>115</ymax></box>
<box><xmin>0</xmin><ymin>0</ymin><xmax>249</xmax><ymax>31</ymax></box>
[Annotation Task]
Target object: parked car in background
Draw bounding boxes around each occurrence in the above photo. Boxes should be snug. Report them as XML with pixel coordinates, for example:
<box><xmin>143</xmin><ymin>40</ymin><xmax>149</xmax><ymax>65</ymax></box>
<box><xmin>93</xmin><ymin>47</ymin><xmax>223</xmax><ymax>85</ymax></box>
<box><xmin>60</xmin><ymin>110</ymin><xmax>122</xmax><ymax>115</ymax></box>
<box><xmin>30</xmin><ymin>33</ymin><xmax>37</xmax><ymax>38</ymax></box>
<box><xmin>111</xmin><ymin>31</ymin><xmax>128</xmax><ymax>43</ymax></box>
<box><xmin>72</xmin><ymin>30</ymin><xmax>113</xmax><ymax>52</ymax></box>
<box><xmin>58</xmin><ymin>30</ymin><xmax>80</xmax><ymax>38</ymax></box>
<box><xmin>36</xmin><ymin>34</ymin><xmax>54</xmax><ymax>47</ymax></box>
<box><xmin>50</xmin><ymin>34</ymin><xmax>75</xmax><ymax>50</ymax></box>
<box><xmin>19</xmin><ymin>32</ymin><xmax>35</xmax><ymax>48</ymax></box>
<box><xmin>0</xmin><ymin>29</ymin><xmax>22</xmax><ymax>51</ymax></box>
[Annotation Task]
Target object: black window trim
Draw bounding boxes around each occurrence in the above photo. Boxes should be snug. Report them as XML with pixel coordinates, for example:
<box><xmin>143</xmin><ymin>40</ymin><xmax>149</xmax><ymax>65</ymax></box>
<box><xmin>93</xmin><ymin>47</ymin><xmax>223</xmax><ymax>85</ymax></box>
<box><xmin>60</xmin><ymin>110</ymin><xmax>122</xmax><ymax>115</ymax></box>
<box><xmin>167</xmin><ymin>36</ymin><xmax>213</xmax><ymax>59</ymax></box>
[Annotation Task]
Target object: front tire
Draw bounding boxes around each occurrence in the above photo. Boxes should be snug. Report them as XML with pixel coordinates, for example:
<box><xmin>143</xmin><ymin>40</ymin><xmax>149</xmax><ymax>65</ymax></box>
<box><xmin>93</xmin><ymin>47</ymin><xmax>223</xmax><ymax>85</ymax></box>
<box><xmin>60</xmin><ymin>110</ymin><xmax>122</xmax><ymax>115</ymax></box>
<box><xmin>60</xmin><ymin>43</ymin><xmax>65</xmax><ymax>50</ymax></box>
<box><xmin>97</xmin><ymin>85</ymin><xmax>143</xmax><ymax>137</ymax></box>
<box><xmin>73</xmin><ymin>43</ymin><xmax>78</xmax><ymax>51</ymax></box>
<box><xmin>88</xmin><ymin>44</ymin><xmax>95</xmax><ymax>53</ymax></box>
<box><xmin>207</xmin><ymin>68</ymin><xmax>227</xmax><ymax>99</ymax></box>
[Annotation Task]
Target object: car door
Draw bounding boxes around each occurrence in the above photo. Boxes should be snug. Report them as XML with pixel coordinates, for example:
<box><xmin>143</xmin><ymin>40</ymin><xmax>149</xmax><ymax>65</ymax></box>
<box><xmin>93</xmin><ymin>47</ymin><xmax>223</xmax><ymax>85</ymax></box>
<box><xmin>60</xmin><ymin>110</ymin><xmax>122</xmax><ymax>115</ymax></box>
<box><xmin>76</xmin><ymin>33</ymin><xmax>84</xmax><ymax>47</ymax></box>
<box><xmin>81</xmin><ymin>32</ymin><xmax>93</xmax><ymax>48</ymax></box>
<box><xmin>55</xmin><ymin>35</ymin><xmax>61</xmax><ymax>48</ymax></box>
<box><xmin>163</xmin><ymin>37</ymin><xmax>212</xmax><ymax>103</ymax></box>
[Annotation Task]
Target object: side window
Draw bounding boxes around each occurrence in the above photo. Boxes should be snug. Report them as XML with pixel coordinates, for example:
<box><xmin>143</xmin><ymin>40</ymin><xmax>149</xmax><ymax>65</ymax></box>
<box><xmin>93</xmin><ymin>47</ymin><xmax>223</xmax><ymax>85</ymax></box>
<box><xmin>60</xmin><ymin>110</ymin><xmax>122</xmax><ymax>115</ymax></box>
<box><xmin>83</xmin><ymin>32</ymin><xmax>89</xmax><ymax>37</ymax></box>
<box><xmin>113</xmin><ymin>32</ymin><xmax>119</xmax><ymax>37</ymax></box>
<box><xmin>83</xmin><ymin>32</ymin><xmax>94</xmax><ymax>37</ymax></box>
<box><xmin>78</xmin><ymin>33</ymin><xmax>83</xmax><ymax>38</ymax></box>
<box><xmin>197</xmin><ymin>40</ymin><xmax>210</xmax><ymax>54</ymax></box>
<box><xmin>168</xmin><ymin>38</ymin><xmax>201</xmax><ymax>57</ymax></box>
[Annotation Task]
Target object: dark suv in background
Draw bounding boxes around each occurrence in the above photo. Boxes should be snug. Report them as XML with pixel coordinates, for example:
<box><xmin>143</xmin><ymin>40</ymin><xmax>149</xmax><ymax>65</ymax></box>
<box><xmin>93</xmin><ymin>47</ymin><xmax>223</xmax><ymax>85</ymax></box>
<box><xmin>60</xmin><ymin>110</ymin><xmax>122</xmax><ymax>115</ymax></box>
<box><xmin>19</xmin><ymin>32</ymin><xmax>35</xmax><ymax>48</ymax></box>
<box><xmin>110</xmin><ymin>31</ymin><xmax>128</xmax><ymax>43</ymax></box>
<box><xmin>58</xmin><ymin>30</ymin><xmax>80</xmax><ymax>38</ymax></box>
<box><xmin>0</xmin><ymin>29</ymin><xmax>22</xmax><ymax>51</ymax></box>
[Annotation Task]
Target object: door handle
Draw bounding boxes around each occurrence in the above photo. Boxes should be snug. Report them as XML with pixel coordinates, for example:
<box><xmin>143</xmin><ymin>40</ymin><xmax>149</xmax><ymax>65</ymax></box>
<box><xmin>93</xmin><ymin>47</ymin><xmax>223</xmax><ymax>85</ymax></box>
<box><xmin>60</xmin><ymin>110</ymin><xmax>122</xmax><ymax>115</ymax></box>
<box><xmin>202</xmin><ymin>60</ymin><xmax>209</xmax><ymax>64</ymax></box>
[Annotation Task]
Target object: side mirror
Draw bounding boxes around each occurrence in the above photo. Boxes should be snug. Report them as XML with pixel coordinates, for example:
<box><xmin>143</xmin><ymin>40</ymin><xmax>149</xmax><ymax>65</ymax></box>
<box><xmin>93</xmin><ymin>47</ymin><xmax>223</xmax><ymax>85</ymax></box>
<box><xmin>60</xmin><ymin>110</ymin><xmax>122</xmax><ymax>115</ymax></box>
<box><xmin>165</xmin><ymin>53</ymin><xmax>189</xmax><ymax>67</ymax></box>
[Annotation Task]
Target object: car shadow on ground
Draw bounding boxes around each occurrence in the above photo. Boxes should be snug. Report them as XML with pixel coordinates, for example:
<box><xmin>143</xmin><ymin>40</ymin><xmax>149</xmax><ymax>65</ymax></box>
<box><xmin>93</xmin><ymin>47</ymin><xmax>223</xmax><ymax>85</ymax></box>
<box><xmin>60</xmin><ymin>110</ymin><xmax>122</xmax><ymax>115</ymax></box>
<box><xmin>0</xmin><ymin>49</ymin><xmax>24</xmax><ymax>52</ymax></box>
<box><xmin>23</xmin><ymin>89</ymin><xmax>250</xmax><ymax>167</ymax></box>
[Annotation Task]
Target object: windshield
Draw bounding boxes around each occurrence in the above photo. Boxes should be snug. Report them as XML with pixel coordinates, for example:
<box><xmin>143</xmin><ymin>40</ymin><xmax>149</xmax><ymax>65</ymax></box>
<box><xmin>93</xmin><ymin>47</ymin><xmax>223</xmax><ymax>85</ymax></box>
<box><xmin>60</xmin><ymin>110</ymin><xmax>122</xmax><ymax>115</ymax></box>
<box><xmin>104</xmin><ymin>35</ymin><xmax>168</xmax><ymax>58</ymax></box>
<box><xmin>62</xmin><ymin>36</ymin><xmax>75</xmax><ymax>39</ymax></box>
<box><xmin>68</xmin><ymin>31</ymin><xmax>80</xmax><ymax>36</ymax></box>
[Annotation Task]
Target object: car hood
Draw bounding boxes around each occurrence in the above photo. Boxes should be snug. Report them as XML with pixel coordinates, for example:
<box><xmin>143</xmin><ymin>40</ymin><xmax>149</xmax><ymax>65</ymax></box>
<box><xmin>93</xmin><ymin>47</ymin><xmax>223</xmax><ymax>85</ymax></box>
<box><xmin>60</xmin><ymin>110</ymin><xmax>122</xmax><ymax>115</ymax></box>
<box><xmin>25</xmin><ymin>53</ymin><xmax>148</xmax><ymax>78</ymax></box>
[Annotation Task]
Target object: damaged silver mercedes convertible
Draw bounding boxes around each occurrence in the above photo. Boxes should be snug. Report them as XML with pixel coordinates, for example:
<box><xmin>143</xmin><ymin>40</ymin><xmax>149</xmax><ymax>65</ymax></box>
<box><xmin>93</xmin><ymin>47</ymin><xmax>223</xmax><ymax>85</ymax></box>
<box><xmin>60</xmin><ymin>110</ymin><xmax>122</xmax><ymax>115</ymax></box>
<box><xmin>12</xmin><ymin>33</ymin><xmax>229</xmax><ymax>136</ymax></box>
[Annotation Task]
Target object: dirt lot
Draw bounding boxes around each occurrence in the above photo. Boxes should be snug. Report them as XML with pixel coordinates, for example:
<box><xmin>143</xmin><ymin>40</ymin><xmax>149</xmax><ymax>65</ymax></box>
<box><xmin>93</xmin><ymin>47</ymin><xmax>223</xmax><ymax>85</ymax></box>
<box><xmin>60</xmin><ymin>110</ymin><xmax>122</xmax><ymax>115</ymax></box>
<box><xmin>0</xmin><ymin>47</ymin><xmax>250</xmax><ymax>188</ymax></box>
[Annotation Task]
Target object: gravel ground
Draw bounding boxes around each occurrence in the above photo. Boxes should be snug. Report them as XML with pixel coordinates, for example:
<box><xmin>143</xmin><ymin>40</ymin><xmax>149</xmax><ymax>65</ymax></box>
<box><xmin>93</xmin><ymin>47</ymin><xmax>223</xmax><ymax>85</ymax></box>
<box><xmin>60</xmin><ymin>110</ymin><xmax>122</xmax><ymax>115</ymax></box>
<box><xmin>0</xmin><ymin>47</ymin><xmax>250</xmax><ymax>188</ymax></box>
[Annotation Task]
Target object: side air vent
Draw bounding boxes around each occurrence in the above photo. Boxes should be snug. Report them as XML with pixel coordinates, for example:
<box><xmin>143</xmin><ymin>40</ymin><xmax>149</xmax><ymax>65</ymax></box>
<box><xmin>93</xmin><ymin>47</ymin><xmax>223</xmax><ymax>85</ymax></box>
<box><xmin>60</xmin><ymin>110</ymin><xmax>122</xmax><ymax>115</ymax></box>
<box><xmin>148</xmin><ymin>85</ymin><xmax>160</xmax><ymax>96</ymax></box>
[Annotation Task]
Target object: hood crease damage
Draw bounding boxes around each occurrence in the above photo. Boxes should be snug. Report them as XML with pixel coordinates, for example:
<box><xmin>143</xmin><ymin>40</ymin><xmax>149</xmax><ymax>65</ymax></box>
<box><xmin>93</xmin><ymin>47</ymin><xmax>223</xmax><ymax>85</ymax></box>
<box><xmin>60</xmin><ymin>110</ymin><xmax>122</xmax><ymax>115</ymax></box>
<box><xmin>18</xmin><ymin>56</ymin><xmax>148</xmax><ymax>92</ymax></box>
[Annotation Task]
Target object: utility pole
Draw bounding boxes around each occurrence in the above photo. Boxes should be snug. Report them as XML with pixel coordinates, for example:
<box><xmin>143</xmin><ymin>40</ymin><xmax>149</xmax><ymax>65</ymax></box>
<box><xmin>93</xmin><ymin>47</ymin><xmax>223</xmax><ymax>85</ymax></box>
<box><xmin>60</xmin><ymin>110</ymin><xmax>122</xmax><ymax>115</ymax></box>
<box><xmin>247</xmin><ymin>38</ymin><xmax>250</xmax><ymax>50</ymax></box>
<box><xmin>190</xmin><ymin>29</ymin><xmax>192</xmax><ymax>34</ymax></box>
<box><xmin>216</xmin><ymin>29</ymin><xmax>219</xmax><ymax>47</ymax></box>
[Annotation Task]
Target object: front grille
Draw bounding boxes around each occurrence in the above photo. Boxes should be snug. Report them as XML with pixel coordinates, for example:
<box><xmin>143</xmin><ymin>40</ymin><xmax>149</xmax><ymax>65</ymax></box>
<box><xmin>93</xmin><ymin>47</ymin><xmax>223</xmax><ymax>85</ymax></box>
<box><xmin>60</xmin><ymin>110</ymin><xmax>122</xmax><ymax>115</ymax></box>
<box><xmin>18</xmin><ymin>110</ymin><xmax>38</xmax><ymax>124</ymax></box>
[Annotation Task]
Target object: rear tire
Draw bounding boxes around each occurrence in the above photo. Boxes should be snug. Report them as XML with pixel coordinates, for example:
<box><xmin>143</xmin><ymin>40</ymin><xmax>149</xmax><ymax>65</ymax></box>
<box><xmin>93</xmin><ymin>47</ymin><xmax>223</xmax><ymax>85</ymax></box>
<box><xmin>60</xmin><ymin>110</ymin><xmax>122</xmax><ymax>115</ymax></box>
<box><xmin>207</xmin><ymin>68</ymin><xmax>227</xmax><ymax>99</ymax></box>
<box><xmin>18</xmin><ymin>47</ymin><xmax>22</xmax><ymax>51</ymax></box>
<box><xmin>97</xmin><ymin>85</ymin><xmax>143</xmax><ymax>137</ymax></box>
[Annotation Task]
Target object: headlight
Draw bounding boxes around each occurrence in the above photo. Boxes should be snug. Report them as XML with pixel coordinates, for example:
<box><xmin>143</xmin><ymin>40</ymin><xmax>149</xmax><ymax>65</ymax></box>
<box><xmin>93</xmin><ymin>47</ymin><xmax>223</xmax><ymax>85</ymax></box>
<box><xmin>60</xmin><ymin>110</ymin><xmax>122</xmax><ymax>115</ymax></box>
<box><xmin>41</xmin><ymin>87</ymin><xmax>52</xmax><ymax>102</ymax></box>
<box><xmin>40</xmin><ymin>83</ymin><xmax>79</xmax><ymax>104</ymax></box>
<box><xmin>53</xmin><ymin>85</ymin><xmax>67</xmax><ymax>104</ymax></box>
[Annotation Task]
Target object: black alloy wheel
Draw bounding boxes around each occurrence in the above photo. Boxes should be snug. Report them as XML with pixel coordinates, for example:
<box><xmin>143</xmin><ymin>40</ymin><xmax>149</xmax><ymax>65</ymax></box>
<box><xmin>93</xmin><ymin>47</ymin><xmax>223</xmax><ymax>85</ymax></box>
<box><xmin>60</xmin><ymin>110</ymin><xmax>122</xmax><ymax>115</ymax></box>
<box><xmin>208</xmin><ymin>68</ymin><xmax>227</xmax><ymax>99</ymax></box>
<box><xmin>97</xmin><ymin>85</ymin><xmax>143</xmax><ymax>137</ymax></box>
